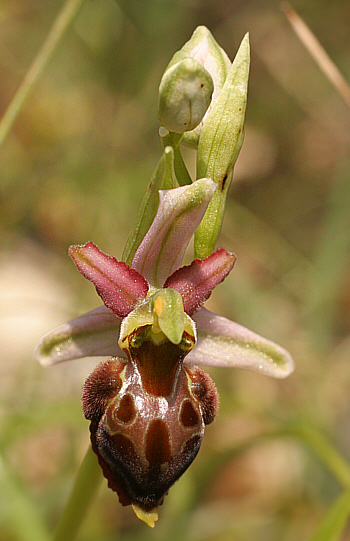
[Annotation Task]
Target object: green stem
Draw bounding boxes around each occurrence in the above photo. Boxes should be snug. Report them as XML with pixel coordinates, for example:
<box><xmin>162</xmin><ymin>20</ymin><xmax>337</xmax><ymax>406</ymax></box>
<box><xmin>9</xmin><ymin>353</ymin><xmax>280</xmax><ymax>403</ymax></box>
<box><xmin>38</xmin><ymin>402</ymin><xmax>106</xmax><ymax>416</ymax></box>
<box><xmin>161</xmin><ymin>132</ymin><xmax>192</xmax><ymax>186</ymax></box>
<box><xmin>52</xmin><ymin>446</ymin><xmax>103</xmax><ymax>541</ymax></box>
<box><xmin>0</xmin><ymin>0</ymin><xmax>85</xmax><ymax>150</ymax></box>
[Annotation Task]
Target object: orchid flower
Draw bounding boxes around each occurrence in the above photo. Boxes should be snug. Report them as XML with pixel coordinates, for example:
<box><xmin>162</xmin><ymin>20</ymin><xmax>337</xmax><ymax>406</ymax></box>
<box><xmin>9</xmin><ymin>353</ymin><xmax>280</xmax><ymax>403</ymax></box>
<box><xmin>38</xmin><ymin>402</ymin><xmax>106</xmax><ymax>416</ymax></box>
<box><xmin>34</xmin><ymin>179</ymin><xmax>294</xmax><ymax>527</ymax></box>
<box><xmin>34</xmin><ymin>27</ymin><xmax>294</xmax><ymax>529</ymax></box>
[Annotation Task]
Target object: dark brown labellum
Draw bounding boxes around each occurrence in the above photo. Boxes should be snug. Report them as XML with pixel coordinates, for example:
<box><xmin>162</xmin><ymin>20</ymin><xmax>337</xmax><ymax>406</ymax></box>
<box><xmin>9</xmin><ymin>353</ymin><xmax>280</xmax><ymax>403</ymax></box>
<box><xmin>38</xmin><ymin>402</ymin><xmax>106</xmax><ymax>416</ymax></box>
<box><xmin>82</xmin><ymin>336</ymin><xmax>219</xmax><ymax>513</ymax></box>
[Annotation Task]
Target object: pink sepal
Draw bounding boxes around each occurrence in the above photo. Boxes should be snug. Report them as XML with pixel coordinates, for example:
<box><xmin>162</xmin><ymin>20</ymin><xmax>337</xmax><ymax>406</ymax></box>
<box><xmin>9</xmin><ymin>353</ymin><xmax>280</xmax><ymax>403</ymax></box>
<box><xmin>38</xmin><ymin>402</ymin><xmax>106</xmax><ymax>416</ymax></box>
<box><xmin>69</xmin><ymin>242</ymin><xmax>149</xmax><ymax>318</ymax></box>
<box><xmin>34</xmin><ymin>306</ymin><xmax>122</xmax><ymax>366</ymax></box>
<box><xmin>186</xmin><ymin>308</ymin><xmax>295</xmax><ymax>379</ymax></box>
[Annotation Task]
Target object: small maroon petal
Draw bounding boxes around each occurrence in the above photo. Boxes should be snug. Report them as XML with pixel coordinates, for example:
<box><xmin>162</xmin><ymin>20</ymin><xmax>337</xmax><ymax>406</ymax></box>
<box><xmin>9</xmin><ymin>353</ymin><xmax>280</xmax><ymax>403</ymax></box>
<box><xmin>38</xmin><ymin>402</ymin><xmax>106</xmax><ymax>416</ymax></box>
<box><xmin>69</xmin><ymin>242</ymin><xmax>149</xmax><ymax>318</ymax></box>
<box><xmin>164</xmin><ymin>248</ymin><xmax>236</xmax><ymax>316</ymax></box>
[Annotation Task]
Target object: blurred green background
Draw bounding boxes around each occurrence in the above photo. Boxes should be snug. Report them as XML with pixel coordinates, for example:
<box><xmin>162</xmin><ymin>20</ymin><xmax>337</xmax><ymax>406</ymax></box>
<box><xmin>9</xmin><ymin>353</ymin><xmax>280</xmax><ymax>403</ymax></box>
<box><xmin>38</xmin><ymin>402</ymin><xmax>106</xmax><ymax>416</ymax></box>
<box><xmin>1</xmin><ymin>0</ymin><xmax>350</xmax><ymax>539</ymax></box>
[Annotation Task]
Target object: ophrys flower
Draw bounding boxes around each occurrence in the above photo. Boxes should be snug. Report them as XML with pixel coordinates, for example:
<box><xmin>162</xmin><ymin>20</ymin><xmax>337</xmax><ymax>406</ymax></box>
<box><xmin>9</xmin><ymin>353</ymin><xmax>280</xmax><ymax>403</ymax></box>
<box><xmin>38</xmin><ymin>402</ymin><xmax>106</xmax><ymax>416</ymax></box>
<box><xmin>34</xmin><ymin>179</ymin><xmax>294</xmax><ymax>527</ymax></box>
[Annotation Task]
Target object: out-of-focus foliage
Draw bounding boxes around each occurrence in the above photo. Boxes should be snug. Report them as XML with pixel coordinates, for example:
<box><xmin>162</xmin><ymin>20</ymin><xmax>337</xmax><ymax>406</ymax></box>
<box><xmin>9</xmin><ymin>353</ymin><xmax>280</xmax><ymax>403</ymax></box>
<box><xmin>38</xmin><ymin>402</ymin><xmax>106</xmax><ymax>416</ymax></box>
<box><xmin>1</xmin><ymin>0</ymin><xmax>350</xmax><ymax>540</ymax></box>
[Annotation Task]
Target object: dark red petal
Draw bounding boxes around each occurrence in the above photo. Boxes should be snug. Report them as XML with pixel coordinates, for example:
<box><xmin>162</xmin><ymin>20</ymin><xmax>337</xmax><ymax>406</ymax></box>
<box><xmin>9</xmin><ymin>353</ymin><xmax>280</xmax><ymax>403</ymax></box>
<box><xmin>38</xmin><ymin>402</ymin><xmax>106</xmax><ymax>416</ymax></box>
<box><xmin>164</xmin><ymin>248</ymin><xmax>236</xmax><ymax>316</ymax></box>
<box><xmin>69</xmin><ymin>242</ymin><xmax>149</xmax><ymax>318</ymax></box>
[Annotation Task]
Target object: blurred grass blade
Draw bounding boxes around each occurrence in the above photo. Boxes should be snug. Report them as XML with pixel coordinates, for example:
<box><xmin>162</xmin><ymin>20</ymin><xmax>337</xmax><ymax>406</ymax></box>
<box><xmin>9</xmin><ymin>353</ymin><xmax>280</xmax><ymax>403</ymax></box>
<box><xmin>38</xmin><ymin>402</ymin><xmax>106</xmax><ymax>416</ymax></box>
<box><xmin>282</xmin><ymin>3</ymin><xmax>350</xmax><ymax>108</ymax></box>
<box><xmin>0</xmin><ymin>454</ymin><xmax>50</xmax><ymax>541</ymax></box>
<box><xmin>310</xmin><ymin>488</ymin><xmax>350</xmax><ymax>541</ymax></box>
<box><xmin>287</xmin><ymin>425</ymin><xmax>350</xmax><ymax>488</ymax></box>
<box><xmin>53</xmin><ymin>446</ymin><xmax>102</xmax><ymax>541</ymax></box>
<box><xmin>190</xmin><ymin>424</ymin><xmax>350</xmax><ymax>514</ymax></box>
<box><xmin>304</xmin><ymin>161</ymin><xmax>350</xmax><ymax>350</ymax></box>
<box><xmin>0</xmin><ymin>0</ymin><xmax>85</xmax><ymax>150</ymax></box>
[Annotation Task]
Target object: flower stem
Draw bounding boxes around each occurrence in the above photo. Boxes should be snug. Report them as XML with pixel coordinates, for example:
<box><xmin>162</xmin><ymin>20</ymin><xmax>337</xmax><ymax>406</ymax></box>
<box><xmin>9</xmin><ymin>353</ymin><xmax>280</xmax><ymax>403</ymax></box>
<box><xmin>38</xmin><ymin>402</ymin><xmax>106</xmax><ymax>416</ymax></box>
<box><xmin>0</xmin><ymin>0</ymin><xmax>85</xmax><ymax>150</ymax></box>
<box><xmin>52</xmin><ymin>446</ymin><xmax>103</xmax><ymax>541</ymax></box>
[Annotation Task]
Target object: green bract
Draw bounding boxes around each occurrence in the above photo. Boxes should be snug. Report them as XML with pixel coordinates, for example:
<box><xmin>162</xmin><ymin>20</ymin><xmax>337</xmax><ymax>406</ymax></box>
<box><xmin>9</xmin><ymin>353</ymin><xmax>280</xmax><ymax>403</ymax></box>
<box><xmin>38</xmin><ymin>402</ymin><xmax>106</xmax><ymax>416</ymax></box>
<box><xmin>122</xmin><ymin>146</ymin><xmax>179</xmax><ymax>266</ymax></box>
<box><xmin>194</xmin><ymin>33</ymin><xmax>250</xmax><ymax>259</ymax></box>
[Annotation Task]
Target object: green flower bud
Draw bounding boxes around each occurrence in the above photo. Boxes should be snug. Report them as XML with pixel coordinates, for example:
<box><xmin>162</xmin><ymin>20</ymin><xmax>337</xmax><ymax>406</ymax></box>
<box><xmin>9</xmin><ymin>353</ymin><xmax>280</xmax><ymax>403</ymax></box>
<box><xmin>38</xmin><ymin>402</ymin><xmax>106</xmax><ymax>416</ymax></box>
<box><xmin>181</xmin><ymin>26</ymin><xmax>232</xmax><ymax>148</ymax></box>
<box><xmin>157</xmin><ymin>51</ymin><xmax>214</xmax><ymax>134</ymax></box>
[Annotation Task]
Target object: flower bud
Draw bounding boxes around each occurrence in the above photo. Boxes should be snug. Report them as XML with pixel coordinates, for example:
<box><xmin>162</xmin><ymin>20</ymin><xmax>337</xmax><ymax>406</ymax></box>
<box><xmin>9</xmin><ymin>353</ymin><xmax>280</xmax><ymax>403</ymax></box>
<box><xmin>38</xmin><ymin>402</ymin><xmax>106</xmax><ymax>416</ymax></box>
<box><xmin>157</xmin><ymin>51</ymin><xmax>214</xmax><ymax>134</ymax></box>
<box><xmin>181</xmin><ymin>26</ymin><xmax>232</xmax><ymax>147</ymax></box>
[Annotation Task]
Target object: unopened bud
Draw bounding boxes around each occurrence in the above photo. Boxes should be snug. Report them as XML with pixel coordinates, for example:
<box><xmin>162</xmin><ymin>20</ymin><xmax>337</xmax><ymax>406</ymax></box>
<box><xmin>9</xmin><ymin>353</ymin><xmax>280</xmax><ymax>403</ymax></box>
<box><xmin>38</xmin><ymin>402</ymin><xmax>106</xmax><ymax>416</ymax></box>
<box><xmin>157</xmin><ymin>51</ymin><xmax>213</xmax><ymax>134</ymax></box>
<box><xmin>181</xmin><ymin>26</ymin><xmax>232</xmax><ymax>147</ymax></box>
